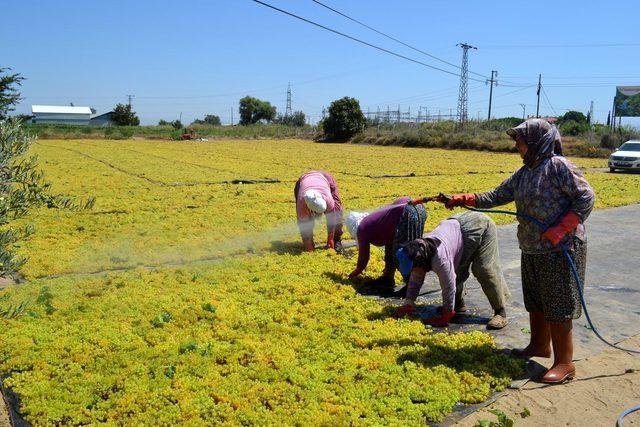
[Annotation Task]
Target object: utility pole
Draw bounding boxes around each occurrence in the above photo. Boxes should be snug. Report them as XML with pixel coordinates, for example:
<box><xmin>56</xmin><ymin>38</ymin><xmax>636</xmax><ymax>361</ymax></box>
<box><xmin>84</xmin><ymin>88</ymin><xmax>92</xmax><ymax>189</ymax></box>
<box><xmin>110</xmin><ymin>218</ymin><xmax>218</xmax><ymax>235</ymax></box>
<box><xmin>519</xmin><ymin>103</ymin><xmax>527</xmax><ymax>120</ymax></box>
<box><xmin>588</xmin><ymin>100</ymin><xmax>595</xmax><ymax>143</ymax></box>
<box><xmin>487</xmin><ymin>70</ymin><xmax>498</xmax><ymax>121</ymax></box>
<box><xmin>285</xmin><ymin>82</ymin><xmax>292</xmax><ymax>117</ymax></box>
<box><xmin>127</xmin><ymin>94</ymin><xmax>134</xmax><ymax>107</ymax></box>
<box><xmin>231</xmin><ymin>107</ymin><xmax>234</xmax><ymax>126</ymax></box>
<box><xmin>456</xmin><ymin>43</ymin><xmax>477</xmax><ymax>124</ymax></box>
<box><xmin>612</xmin><ymin>99</ymin><xmax>616</xmax><ymax>132</ymax></box>
<box><xmin>536</xmin><ymin>74</ymin><xmax>542</xmax><ymax>118</ymax></box>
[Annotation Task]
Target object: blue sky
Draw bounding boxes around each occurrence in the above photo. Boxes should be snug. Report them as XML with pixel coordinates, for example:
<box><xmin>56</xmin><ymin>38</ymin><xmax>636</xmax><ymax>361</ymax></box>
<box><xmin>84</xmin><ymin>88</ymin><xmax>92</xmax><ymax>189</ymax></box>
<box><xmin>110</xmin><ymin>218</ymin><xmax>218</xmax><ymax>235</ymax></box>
<box><xmin>2</xmin><ymin>0</ymin><xmax>639</xmax><ymax>126</ymax></box>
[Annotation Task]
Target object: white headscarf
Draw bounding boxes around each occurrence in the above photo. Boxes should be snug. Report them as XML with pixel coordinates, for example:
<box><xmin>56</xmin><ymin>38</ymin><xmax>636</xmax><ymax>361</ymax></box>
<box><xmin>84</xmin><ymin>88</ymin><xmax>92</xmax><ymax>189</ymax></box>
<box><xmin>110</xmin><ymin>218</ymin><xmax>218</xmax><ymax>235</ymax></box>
<box><xmin>346</xmin><ymin>211</ymin><xmax>369</xmax><ymax>240</ymax></box>
<box><xmin>303</xmin><ymin>190</ymin><xmax>327</xmax><ymax>213</ymax></box>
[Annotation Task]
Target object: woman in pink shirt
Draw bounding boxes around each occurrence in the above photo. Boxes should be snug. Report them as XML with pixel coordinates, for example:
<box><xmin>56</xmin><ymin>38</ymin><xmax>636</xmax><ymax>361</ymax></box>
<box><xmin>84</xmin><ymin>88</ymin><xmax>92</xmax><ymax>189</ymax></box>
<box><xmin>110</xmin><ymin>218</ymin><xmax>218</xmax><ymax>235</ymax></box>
<box><xmin>294</xmin><ymin>171</ymin><xmax>344</xmax><ymax>252</ymax></box>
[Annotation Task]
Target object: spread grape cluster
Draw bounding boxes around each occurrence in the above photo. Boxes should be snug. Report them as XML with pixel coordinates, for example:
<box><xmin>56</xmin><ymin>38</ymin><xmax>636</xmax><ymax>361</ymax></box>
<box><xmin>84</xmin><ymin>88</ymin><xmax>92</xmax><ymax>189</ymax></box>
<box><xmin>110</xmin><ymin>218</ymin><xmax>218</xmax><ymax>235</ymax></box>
<box><xmin>0</xmin><ymin>138</ymin><xmax>636</xmax><ymax>424</ymax></box>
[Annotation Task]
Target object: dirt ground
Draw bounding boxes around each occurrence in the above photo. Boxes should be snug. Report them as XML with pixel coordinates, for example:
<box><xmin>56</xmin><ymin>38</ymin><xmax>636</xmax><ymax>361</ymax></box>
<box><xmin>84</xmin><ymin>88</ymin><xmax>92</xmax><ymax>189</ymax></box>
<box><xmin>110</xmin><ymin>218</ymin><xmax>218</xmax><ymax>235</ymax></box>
<box><xmin>453</xmin><ymin>335</ymin><xmax>640</xmax><ymax>427</ymax></box>
<box><xmin>0</xmin><ymin>395</ymin><xmax>8</xmax><ymax>427</ymax></box>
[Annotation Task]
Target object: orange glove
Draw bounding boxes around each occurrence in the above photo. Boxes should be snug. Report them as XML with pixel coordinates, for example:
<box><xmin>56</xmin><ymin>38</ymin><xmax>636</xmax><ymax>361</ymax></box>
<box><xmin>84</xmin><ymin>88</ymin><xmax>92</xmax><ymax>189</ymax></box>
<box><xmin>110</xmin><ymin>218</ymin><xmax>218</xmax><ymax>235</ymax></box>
<box><xmin>423</xmin><ymin>309</ymin><xmax>456</xmax><ymax>327</ymax></box>
<box><xmin>302</xmin><ymin>238</ymin><xmax>315</xmax><ymax>252</ymax></box>
<box><xmin>393</xmin><ymin>304</ymin><xmax>415</xmax><ymax>318</ymax></box>
<box><xmin>542</xmin><ymin>211</ymin><xmax>581</xmax><ymax>246</ymax></box>
<box><xmin>326</xmin><ymin>233</ymin><xmax>335</xmax><ymax>250</ymax></box>
<box><xmin>444</xmin><ymin>193</ymin><xmax>476</xmax><ymax>210</ymax></box>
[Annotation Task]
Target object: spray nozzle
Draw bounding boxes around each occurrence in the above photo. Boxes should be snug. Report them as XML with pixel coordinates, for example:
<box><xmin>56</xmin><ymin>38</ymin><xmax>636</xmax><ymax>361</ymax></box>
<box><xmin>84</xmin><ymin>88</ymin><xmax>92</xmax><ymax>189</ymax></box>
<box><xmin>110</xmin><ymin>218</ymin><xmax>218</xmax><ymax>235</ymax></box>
<box><xmin>409</xmin><ymin>196</ymin><xmax>437</xmax><ymax>205</ymax></box>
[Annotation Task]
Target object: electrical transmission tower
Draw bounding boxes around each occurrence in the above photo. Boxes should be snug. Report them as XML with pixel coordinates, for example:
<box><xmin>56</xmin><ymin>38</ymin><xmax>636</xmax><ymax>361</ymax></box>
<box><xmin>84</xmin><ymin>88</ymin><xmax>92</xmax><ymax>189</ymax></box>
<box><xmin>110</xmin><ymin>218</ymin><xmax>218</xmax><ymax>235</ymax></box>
<box><xmin>456</xmin><ymin>43</ymin><xmax>477</xmax><ymax>124</ymax></box>
<box><xmin>285</xmin><ymin>82</ymin><xmax>292</xmax><ymax>117</ymax></box>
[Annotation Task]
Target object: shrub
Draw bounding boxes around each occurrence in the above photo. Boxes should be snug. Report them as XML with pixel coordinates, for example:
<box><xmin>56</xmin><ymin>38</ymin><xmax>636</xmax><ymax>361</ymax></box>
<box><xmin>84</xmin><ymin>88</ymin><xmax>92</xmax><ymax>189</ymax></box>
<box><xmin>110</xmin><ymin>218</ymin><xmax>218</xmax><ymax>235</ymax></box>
<box><xmin>321</xmin><ymin>97</ymin><xmax>366</xmax><ymax>141</ymax></box>
<box><xmin>560</xmin><ymin>120</ymin><xmax>588</xmax><ymax>136</ymax></box>
<box><xmin>600</xmin><ymin>133</ymin><xmax>621</xmax><ymax>149</ymax></box>
<box><xmin>274</xmin><ymin>111</ymin><xmax>306</xmax><ymax>127</ymax></box>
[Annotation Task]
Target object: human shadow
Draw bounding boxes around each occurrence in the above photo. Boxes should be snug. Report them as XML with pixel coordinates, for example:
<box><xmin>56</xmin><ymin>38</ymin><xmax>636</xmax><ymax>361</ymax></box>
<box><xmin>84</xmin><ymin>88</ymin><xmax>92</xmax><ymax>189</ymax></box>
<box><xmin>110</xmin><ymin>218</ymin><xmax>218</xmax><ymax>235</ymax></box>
<box><xmin>366</xmin><ymin>303</ymin><xmax>491</xmax><ymax>326</ymax></box>
<box><xmin>269</xmin><ymin>240</ymin><xmax>305</xmax><ymax>256</ymax></box>
<box><xmin>396</xmin><ymin>340</ymin><xmax>523</xmax><ymax>378</ymax></box>
<box><xmin>321</xmin><ymin>271</ymin><xmax>353</xmax><ymax>287</ymax></box>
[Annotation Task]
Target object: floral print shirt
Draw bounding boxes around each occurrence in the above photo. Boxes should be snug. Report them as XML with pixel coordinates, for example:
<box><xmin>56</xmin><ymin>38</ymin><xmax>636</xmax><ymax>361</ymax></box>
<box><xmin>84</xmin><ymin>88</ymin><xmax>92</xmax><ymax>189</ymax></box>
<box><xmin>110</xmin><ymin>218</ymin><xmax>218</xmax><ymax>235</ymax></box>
<box><xmin>475</xmin><ymin>156</ymin><xmax>595</xmax><ymax>253</ymax></box>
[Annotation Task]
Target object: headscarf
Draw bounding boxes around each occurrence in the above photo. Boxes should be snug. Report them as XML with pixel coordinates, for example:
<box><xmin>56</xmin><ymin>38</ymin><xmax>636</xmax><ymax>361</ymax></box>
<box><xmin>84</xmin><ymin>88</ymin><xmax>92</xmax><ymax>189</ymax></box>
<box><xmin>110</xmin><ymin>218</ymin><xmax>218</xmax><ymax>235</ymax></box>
<box><xmin>303</xmin><ymin>190</ymin><xmax>327</xmax><ymax>214</ymax></box>
<box><xmin>507</xmin><ymin>118</ymin><xmax>563</xmax><ymax>168</ymax></box>
<box><xmin>345</xmin><ymin>211</ymin><xmax>369</xmax><ymax>240</ymax></box>
<box><xmin>402</xmin><ymin>237</ymin><xmax>440</xmax><ymax>271</ymax></box>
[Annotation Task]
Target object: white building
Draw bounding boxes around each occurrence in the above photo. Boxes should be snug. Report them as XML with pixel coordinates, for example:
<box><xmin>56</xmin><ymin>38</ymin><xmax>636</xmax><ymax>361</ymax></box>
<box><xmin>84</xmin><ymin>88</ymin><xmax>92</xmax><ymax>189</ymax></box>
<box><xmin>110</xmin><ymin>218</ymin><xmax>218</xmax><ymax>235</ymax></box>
<box><xmin>31</xmin><ymin>105</ymin><xmax>93</xmax><ymax>125</ymax></box>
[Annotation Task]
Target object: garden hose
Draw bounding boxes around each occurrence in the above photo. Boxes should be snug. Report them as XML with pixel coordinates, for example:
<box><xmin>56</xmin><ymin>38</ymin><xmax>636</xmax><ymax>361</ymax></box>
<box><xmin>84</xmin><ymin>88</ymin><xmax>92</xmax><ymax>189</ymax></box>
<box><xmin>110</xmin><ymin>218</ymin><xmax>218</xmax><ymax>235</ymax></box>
<box><xmin>617</xmin><ymin>405</ymin><xmax>640</xmax><ymax>427</ymax></box>
<box><xmin>438</xmin><ymin>194</ymin><xmax>640</xmax><ymax>427</ymax></box>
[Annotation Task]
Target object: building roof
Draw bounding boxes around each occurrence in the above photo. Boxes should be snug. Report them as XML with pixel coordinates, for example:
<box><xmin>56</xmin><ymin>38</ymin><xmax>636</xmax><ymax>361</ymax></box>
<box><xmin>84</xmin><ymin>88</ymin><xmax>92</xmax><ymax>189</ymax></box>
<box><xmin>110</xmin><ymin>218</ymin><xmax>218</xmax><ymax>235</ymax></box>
<box><xmin>90</xmin><ymin>111</ymin><xmax>115</xmax><ymax>120</ymax></box>
<box><xmin>32</xmin><ymin>105</ymin><xmax>93</xmax><ymax>115</ymax></box>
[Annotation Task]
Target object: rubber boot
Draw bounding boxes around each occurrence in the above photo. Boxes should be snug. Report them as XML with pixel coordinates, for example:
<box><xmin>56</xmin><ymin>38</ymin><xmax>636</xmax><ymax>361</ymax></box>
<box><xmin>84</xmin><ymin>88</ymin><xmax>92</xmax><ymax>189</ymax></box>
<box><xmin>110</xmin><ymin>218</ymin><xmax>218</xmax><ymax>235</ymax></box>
<box><xmin>540</xmin><ymin>320</ymin><xmax>575</xmax><ymax>384</ymax></box>
<box><xmin>512</xmin><ymin>312</ymin><xmax>552</xmax><ymax>358</ymax></box>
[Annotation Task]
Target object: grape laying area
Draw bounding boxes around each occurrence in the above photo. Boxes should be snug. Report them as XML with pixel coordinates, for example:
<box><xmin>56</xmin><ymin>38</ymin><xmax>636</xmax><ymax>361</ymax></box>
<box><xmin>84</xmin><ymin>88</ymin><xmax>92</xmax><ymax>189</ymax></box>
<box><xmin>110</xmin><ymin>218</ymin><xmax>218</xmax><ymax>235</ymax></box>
<box><xmin>1</xmin><ymin>139</ymin><xmax>638</xmax><ymax>425</ymax></box>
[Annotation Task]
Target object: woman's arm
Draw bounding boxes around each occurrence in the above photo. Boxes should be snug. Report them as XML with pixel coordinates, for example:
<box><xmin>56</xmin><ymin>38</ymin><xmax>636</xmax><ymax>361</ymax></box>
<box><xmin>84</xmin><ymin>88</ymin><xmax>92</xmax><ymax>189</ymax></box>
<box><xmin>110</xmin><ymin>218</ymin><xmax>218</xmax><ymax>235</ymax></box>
<box><xmin>555</xmin><ymin>159</ymin><xmax>596</xmax><ymax>221</ymax></box>
<box><xmin>474</xmin><ymin>172</ymin><xmax>518</xmax><ymax>209</ymax></box>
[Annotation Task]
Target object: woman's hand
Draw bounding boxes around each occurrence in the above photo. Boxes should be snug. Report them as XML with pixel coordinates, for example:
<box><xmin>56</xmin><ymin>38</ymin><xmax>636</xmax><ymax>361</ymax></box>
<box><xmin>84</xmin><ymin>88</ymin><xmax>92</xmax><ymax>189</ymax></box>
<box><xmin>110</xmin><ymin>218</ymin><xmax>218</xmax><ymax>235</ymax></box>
<box><xmin>393</xmin><ymin>304</ymin><xmax>415</xmax><ymax>319</ymax></box>
<box><xmin>444</xmin><ymin>193</ymin><xmax>476</xmax><ymax>210</ymax></box>
<box><xmin>348</xmin><ymin>268</ymin><xmax>363</xmax><ymax>280</ymax></box>
<box><xmin>423</xmin><ymin>308</ymin><xmax>456</xmax><ymax>327</ymax></box>
<box><xmin>302</xmin><ymin>238</ymin><xmax>315</xmax><ymax>252</ymax></box>
<box><xmin>542</xmin><ymin>211</ymin><xmax>581</xmax><ymax>246</ymax></box>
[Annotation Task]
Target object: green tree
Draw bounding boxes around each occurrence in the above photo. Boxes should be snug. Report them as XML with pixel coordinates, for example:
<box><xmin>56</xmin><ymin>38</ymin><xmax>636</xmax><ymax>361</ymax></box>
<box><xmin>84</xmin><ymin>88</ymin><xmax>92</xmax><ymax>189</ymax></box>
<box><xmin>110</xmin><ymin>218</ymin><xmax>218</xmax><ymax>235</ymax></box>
<box><xmin>171</xmin><ymin>120</ymin><xmax>183</xmax><ymax>130</ymax></box>
<box><xmin>274</xmin><ymin>111</ymin><xmax>306</xmax><ymax>127</ymax></box>
<box><xmin>158</xmin><ymin>119</ymin><xmax>170</xmax><ymax>126</ymax></box>
<box><xmin>321</xmin><ymin>97</ymin><xmax>366</xmax><ymax>141</ymax></box>
<box><xmin>0</xmin><ymin>68</ymin><xmax>25</xmax><ymax>120</ymax></box>
<box><xmin>204</xmin><ymin>115</ymin><xmax>221</xmax><ymax>126</ymax></box>
<box><xmin>0</xmin><ymin>119</ymin><xmax>94</xmax><ymax>277</ymax></box>
<box><xmin>112</xmin><ymin>103</ymin><xmax>140</xmax><ymax>126</ymax></box>
<box><xmin>238</xmin><ymin>96</ymin><xmax>276</xmax><ymax>125</ymax></box>
<box><xmin>559</xmin><ymin>110</ymin><xmax>588</xmax><ymax>124</ymax></box>
<box><xmin>192</xmin><ymin>115</ymin><xmax>221</xmax><ymax>126</ymax></box>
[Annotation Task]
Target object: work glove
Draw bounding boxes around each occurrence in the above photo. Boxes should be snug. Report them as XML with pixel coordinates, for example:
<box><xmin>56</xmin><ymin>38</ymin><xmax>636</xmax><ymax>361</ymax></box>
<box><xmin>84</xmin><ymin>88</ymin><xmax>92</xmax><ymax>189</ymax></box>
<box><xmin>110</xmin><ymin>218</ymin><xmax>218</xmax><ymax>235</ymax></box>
<box><xmin>542</xmin><ymin>211</ymin><xmax>581</xmax><ymax>246</ymax></box>
<box><xmin>326</xmin><ymin>234</ymin><xmax>335</xmax><ymax>250</ymax></box>
<box><xmin>302</xmin><ymin>238</ymin><xmax>315</xmax><ymax>252</ymax></box>
<box><xmin>444</xmin><ymin>193</ymin><xmax>476</xmax><ymax>210</ymax></box>
<box><xmin>348</xmin><ymin>268</ymin><xmax>363</xmax><ymax>280</ymax></box>
<box><xmin>423</xmin><ymin>308</ymin><xmax>456</xmax><ymax>327</ymax></box>
<box><xmin>393</xmin><ymin>304</ymin><xmax>415</xmax><ymax>318</ymax></box>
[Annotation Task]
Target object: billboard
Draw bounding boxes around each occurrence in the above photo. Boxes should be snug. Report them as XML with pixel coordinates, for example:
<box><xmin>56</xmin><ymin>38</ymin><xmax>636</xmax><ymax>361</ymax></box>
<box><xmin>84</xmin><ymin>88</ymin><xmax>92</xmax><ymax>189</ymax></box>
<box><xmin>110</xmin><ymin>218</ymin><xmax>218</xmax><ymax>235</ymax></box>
<box><xmin>614</xmin><ymin>86</ymin><xmax>640</xmax><ymax>117</ymax></box>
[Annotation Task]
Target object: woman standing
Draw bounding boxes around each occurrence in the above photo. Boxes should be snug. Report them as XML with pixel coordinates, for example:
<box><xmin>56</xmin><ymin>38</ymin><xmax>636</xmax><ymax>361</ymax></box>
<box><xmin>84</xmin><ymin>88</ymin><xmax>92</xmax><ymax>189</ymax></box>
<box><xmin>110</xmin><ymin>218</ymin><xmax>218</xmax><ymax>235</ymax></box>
<box><xmin>446</xmin><ymin>118</ymin><xmax>595</xmax><ymax>384</ymax></box>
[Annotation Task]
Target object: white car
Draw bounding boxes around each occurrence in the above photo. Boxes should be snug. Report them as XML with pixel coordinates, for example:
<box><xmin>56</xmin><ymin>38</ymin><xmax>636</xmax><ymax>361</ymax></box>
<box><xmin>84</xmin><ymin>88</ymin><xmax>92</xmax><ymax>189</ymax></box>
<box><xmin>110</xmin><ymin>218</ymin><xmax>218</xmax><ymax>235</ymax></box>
<box><xmin>609</xmin><ymin>140</ymin><xmax>640</xmax><ymax>172</ymax></box>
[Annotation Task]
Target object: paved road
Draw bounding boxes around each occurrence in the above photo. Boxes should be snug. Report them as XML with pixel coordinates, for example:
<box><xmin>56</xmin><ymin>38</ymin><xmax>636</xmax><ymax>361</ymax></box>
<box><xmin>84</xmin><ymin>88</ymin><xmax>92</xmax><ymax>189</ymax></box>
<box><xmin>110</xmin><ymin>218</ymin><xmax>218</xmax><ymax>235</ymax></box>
<box><xmin>384</xmin><ymin>203</ymin><xmax>640</xmax><ymax>359</ymax></box>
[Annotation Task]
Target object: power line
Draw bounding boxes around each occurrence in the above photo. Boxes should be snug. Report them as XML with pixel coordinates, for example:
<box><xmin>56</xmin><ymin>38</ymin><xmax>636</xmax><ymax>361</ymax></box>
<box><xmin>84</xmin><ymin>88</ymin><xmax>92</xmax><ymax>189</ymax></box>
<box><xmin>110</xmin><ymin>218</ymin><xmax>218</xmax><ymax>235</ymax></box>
<box><xmin>468</xmin><ymin>85</ymin><xmax>535</xmax><ymax>106</ymax></box>
<box><xmin>250</xmin><ymin>0</ymin><xmax>486</xmax><ymax>83</ymax></box>
<box><xmin>481</xmin><ymin>42</ymin><xmax>640</xmax><ymax>49</ymax></box>
<box><xmin>309</xmin><ymin>0</ymin><xmax>489</xmax><ymax>80</ymax></box>
<box><xmin>541</xmin><ymin>86</ymin><xmax>558</xmax><ymax>116</ymax></box>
